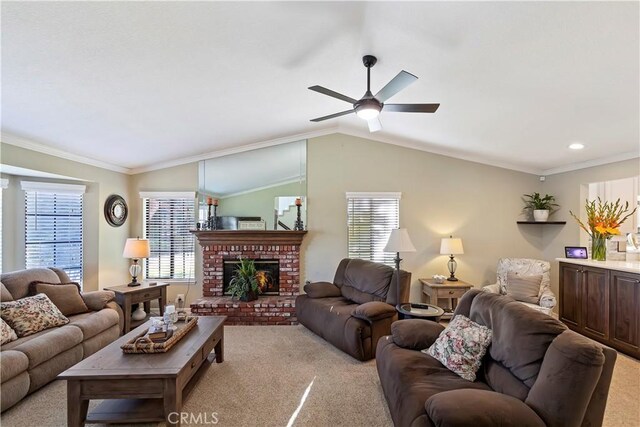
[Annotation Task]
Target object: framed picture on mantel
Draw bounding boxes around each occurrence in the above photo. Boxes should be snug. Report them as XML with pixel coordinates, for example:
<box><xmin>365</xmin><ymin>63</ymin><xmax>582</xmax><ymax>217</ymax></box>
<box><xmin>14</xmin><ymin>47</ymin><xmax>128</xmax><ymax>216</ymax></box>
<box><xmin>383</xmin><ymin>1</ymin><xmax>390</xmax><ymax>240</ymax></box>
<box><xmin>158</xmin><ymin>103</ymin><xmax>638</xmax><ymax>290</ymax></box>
<box><xmin>238</xmin><ymin>220</ymin><xmax>266</xmax><ymax>230</ymax></box>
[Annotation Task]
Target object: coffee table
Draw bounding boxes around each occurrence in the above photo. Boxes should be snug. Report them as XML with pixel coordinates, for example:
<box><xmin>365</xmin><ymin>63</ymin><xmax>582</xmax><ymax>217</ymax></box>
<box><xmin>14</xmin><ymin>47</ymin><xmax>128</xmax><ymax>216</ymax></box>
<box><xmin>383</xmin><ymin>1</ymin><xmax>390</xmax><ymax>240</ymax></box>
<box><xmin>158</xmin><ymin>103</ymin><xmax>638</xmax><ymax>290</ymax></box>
<box><xmin>58</xmin><ymin>316</ymin><xmax>225</xmax><ymax>427</ymax></box>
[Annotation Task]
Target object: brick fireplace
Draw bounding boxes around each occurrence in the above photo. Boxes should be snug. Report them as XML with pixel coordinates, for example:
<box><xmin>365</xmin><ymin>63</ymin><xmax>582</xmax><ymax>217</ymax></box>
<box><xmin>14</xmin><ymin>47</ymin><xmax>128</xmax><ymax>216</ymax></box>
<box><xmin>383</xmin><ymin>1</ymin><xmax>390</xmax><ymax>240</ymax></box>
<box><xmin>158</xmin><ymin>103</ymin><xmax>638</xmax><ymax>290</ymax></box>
<box><xmin>189</xmin><ymin>230</ymin><xmax>306</xmax><ymax>325</ymax></box>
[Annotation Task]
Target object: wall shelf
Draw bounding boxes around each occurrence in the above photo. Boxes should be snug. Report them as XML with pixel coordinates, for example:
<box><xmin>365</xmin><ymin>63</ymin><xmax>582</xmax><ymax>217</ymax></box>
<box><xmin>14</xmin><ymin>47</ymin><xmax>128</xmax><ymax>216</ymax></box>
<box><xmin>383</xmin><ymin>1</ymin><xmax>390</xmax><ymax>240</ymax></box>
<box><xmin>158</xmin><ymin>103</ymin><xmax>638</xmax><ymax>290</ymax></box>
<box><xmin>517</xmin><ymin>221</ymin><xmax>566</xmax><ymax>225</ymax></box>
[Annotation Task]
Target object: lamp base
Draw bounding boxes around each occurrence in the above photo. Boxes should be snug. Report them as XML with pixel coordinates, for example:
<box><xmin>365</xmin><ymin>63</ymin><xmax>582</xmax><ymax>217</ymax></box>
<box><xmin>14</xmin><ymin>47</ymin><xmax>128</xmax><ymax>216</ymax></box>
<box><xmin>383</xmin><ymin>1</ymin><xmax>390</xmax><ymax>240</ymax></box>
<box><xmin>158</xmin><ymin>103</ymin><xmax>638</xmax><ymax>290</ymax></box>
<box><xmin>127</xmin><ymin>278</ymin><xmax>141</xmax><ymax>287</ymax></box>
<box><xmin>447</xmin><ymin>277</ymin><xmax>459</xmax><ymax>282</ymax></box>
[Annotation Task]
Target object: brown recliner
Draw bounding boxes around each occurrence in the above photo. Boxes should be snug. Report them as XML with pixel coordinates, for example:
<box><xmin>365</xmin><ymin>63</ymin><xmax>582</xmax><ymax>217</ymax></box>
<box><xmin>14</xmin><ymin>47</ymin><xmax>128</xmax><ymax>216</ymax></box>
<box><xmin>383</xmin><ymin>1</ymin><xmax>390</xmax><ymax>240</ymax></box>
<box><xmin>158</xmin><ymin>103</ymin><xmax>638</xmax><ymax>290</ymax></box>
<box><xmin>376</xmin><ymin>289</ymin><xmax>617</xmax><ymax>427</ymax></box>
<box><xmin>296</xmin><ymin>258</ymin><xmax>410</xmax><ymax>361</ymax></box>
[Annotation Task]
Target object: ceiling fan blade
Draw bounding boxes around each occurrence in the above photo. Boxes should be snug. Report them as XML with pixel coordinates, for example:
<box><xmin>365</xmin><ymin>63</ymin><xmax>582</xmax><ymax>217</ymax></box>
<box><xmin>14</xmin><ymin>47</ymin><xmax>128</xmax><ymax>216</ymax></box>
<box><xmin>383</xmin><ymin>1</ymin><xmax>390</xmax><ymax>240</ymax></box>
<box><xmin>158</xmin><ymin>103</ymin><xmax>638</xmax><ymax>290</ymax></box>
<box><xmin>367</xmin><ymin>117</ymin><xmax>382</xmax><ymax>132</ymax></box>
<box><xmin>384</xmin><ymin>103</ymin><xmax>440</xmax><ymax>113</ymax></box>
<box><xmin>374</xmin><ymin>71</ymin><xmax>418</xmax><ymax>102</ymax></box>
<box><xmin>308</xmin><ymin>85</ymin><xmax>357</xmax><ymax>104</ymax></box>
<box><xmin>310</xmin><ymin>109</ymin><xmax>355</xmax><ymax>122</ymax></box>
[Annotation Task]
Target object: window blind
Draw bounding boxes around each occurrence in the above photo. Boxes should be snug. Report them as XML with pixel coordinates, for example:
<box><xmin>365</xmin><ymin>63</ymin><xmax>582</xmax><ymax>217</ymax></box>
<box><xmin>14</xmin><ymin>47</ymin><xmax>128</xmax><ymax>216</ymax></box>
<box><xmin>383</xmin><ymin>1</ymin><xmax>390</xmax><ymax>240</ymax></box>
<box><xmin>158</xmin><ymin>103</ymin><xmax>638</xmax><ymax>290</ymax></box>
<box><xmin>347</xmin><ymin>193</ymin><xmax>400</xmax><ymax>266</ymax></box>
<box><xmin>144</xmin><ymin>197</ymin><xmax>195</xmax><ymax>280</ymax></box>
<box><xmin>24</xmin><ymin>190</ymin><xmax>83</xmax><ymax>282</ymax></box>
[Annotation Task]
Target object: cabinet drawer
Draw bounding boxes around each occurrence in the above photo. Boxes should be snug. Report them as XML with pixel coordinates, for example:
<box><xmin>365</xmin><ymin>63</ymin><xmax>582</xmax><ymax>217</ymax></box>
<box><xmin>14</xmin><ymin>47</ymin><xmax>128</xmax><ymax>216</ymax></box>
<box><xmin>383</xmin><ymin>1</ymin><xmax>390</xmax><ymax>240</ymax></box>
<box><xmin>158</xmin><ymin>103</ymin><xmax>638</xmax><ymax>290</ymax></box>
<box><xmin>131</xmin><ymin>287</ymin><xmax>162</xmax><ymax>304</ymax></box>
<box><xmin>438</xmin><ymin>288</ymin><xmax>467</xmax><ymax>299</ymax></box>
<box><xmin>183</xmin><ymin>350</ymin><xmax>204</xmax><ymax>384</ymax></box>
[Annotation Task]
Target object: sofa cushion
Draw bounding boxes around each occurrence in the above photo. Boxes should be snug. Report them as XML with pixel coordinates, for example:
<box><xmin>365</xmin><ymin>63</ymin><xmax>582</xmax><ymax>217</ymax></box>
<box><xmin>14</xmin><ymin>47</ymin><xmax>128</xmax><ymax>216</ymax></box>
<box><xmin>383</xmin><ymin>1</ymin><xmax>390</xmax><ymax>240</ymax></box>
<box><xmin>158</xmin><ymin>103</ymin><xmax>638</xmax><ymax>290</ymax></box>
<box><xmin>505</xmin><ymin>273</ymin><xmax>542</xmax><ymax>304</ymax></box>
<box><xmin>351</xmin><ymin>301</ymin><xmax>396</xmax><ymax>322</ymax></box>
<box><xmin>1</xmin><ymin>318</ymin><xmax>18</xmax><ymax>344</ymax></box>
<box><xmin>2</xmin><ymin>325</ymin><xmax>83</xmax><ymax>369</ymax></box>
<box><xmin>0</xmin><ymin>268</ymin><xmax>61</xmax><ymax>300</ymax></box>
<box><xmin>468</xmin><ymin>291</ymin><xmax>566</xmax><ymax>387</ymax></box>
<box><xmin>0</xmin><ymin>350</ymin><xmax>29</xmax><ymax>381</ymax></box>
<box><xmin>1</xmin><ymin>281</ymin><xmax>13</xmax><ymax>302</ymax></box>
<box><xmin>425</xmin><ymin>315</ymin><xmax>492</xmax><ymax>381</ymax></box>
<box><xmin>81</xmin><ymin>290</ymin><xmax>116</xmax><ymax>311</ymax></box>
<box><xmin>391</xmin><ymin>319</ymin><xmax>445</xmax><ymax>350</ymax></box>
<box><xmin>296</xmin><ymin>295</ymin><xmax>372</xmax><ymax>360</ymax></box>
<box><xmin>68</xmin><ymin>308</ymin><xmax>120</xmax><ymax>340</ymax></box>
<box><xmin>30</xmin><ymin>282</ymin><xmax>89</xmax><ymax>316</ymax></box>
<box><xmin>340</xmin><ymin>259</ymin><xmax>393</xmax><ymax>304</ymax></box>
<box><xmin>1</xmin><ymin>294</ymin><xmax>70</xmax><ymax>337</ymax></box>
<box><xmin>376</xmin><ymin>340</ymin><xmax>492</xmax><ymax>427</ymax></box>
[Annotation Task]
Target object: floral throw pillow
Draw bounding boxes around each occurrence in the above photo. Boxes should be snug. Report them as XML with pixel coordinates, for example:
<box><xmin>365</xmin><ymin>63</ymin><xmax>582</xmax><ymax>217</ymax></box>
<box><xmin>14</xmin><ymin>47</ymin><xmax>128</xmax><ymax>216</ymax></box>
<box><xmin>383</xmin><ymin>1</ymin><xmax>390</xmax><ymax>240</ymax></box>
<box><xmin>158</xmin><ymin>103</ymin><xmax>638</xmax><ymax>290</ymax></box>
<box><xmin>422</xmin><ymin>315</ymin><xmax>492</xmax><ymax>381</ymax></box>
<box><xmin>1</xmin><ymin>294</ymin><xmax>69</xmax><ymax>338</ymax></box>
<box><xmin>1</xmin><ymin>318</ymin><xmax>18</xmax><ymax>344</ymax></box>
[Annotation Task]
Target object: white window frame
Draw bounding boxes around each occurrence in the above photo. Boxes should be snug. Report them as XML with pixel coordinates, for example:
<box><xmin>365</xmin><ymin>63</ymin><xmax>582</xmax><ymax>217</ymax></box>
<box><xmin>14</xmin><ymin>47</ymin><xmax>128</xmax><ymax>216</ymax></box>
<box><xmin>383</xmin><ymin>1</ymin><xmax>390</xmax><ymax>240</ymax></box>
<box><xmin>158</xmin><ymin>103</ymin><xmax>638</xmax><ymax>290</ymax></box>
<box><xmin>0</xmin><ymin>178</ymin><xmax>8</xmax><ymax>274</ymax></box>
<box><xmin>22</xmin><ymin>180</ymin><xmax>86</xmax><ymax>283</ymax></box>
<box><xmin>346</xmin><ymin>192</ymin><xmax>401</xmax><ymax>266</ymax></box>
<box><xmin>141</xmin><ymin>191</ymin><xmax>196</xmax><ymax>282</ymax></box>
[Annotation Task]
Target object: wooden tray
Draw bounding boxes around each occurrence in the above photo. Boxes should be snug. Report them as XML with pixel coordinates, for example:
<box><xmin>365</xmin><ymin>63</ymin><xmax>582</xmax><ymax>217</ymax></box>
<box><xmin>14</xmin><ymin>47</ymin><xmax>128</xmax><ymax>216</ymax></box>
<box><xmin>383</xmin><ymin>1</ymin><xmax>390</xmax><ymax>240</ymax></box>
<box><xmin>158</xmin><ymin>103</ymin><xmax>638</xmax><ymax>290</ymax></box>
<box><xmin>121</xmin><ymin>316</ymin><xmax>198</xmax><ymax>354</ymax></box>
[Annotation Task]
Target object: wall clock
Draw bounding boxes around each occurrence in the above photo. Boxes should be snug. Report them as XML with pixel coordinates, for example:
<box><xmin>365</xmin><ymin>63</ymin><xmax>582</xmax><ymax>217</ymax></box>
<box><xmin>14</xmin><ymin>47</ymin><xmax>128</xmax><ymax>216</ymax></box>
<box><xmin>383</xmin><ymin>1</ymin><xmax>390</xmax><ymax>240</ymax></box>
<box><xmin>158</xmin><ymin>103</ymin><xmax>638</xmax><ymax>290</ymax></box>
<box><xmin>104</xmin><ymin>194</ymin><xmax>128</xmax><ymax>227</ymax></box>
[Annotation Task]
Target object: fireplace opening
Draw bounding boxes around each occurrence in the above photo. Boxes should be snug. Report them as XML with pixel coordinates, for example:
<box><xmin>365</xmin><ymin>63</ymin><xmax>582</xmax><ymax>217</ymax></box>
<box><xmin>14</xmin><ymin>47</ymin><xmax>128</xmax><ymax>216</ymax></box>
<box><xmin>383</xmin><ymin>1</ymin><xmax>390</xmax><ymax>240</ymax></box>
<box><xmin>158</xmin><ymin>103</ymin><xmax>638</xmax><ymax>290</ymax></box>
<box><xmin>223</xmin><ymin>259</ymin><xmax>280</xmax><ymax>296</ymax></box>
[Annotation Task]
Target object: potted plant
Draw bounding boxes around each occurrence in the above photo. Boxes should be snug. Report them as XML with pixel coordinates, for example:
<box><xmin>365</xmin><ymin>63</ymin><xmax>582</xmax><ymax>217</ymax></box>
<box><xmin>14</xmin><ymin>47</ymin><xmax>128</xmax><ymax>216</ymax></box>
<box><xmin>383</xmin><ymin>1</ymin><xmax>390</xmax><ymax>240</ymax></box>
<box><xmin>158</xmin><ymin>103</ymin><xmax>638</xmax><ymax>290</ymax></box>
<box><xmin>227</xmin><ymin>257</ymin><xmax>262</xmax><ymax>302</ymax></box>
<box><xmin>523</xmin><ymin>192</ymin><xmax>559</xmax><ymax>222</ymax></box>
<box><xmin>570</xmin><ymin>198</ymin><xmax>637</xmax><ymax>261</ymax></box>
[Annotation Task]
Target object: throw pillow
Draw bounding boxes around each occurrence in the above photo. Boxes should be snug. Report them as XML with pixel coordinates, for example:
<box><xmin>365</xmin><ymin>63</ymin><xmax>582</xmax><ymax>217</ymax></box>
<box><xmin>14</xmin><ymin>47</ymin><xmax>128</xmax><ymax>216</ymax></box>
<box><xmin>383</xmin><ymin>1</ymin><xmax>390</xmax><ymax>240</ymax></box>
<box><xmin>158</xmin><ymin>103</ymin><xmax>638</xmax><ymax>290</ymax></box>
<box><xmin>1</xmin><ymin>294</ymin><xmax>69</xmax><ymax>337</ymax></box>
<box><xmin>1</xmin><ymin>318</ymin><xmax>18</xmax><ymax>344</ymax></box>
<box><xmin>505</xmin><ymin>273</ymin><xmax>542</xmax><ymax>304</ymax></box>
<box><xmin>29</xmin><ymin>281</ymin><xmax>89</xmax><ymax>316</ymax></box>
<box><xmin>423</xmin><ymin>314</ymin><xmax>492</xmax><ymax>381</ymax></box>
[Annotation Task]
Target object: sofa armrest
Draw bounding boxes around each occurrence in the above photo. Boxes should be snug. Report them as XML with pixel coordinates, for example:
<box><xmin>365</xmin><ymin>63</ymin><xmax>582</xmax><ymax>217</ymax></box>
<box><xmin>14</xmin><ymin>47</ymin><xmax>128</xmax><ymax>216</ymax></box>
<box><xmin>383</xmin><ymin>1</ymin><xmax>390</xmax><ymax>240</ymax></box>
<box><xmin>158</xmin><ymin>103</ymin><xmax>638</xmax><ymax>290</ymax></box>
<box><xmin>539</xmin><ymin>287</ymin><xmax>557</xmax><ymax>309</ymax></box>
<box><xmin>483</xmin><ymin>284</ymin><xmax>500</xmax><ymax>294</ymax></box>
<box><xmin>105</xmin><ymin>301</ymin><xmax>124</xmax><ymax>334</ymax></box>
<box><xmin>303</xmin><ymin>282</ymin><xmax>342</xmax><ymax>298</ymax></box>
<box><xmin>351</xmin><ymin>301</ymin><xmax>396</xmax><ymax>322</ymax></box>
<box><xmin>425</xmin><ymin>389</ymin><xmax>545</xmax><ymax>427</ymax></box>
<box><xmin>81</xmin><ymin>290</ymin><xmax>116</xmax><ymax>311</ymax></box>
<box><xmin>390</xmin><ymin>319</ymin><xmax>445</xmax><ymax>350</ymax></box>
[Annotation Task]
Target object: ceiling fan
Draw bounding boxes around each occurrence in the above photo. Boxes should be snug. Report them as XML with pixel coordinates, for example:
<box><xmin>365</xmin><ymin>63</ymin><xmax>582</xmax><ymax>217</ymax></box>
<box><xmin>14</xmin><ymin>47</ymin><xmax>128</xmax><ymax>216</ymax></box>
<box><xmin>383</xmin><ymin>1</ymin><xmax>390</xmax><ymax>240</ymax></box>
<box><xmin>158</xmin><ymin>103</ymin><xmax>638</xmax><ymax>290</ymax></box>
<box><xmin>308</xmin><ymin>55</ymin><xmax>440</xmax><ymax>132</ymax></box>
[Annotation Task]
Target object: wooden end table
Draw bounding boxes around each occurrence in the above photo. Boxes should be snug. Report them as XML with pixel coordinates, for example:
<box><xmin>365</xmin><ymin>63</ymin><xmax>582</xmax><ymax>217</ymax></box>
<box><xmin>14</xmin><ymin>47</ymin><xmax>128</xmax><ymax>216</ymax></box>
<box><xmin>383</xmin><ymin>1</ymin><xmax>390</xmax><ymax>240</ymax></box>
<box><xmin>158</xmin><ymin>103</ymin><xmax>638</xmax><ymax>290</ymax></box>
<box><xmin>58</xmin><ymin>316</ymin><xmax>226</xmax><ymax>427</ymax></box>
<box><xmin>105</xmin><ymin>282</ymin><xmax>170</xmax><ymax>333</ymax></box>
<box><xmin>419</xmin><ymin>278</ymin><xmax>473</xmax><ymax>318</ymax></box>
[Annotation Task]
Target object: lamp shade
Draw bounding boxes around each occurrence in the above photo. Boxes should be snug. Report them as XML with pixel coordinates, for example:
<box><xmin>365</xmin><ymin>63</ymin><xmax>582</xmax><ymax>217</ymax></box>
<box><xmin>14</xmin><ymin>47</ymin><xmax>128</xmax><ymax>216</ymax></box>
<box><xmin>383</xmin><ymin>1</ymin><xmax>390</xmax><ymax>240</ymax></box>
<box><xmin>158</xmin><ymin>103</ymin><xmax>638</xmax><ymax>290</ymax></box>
<box><xmin>384</xmin><ymin>228</ymin><xmax>416</xmax><ymax>253</ymax></box>
<box><xmin>440</xmin><ymin>237</ymin><xmax>464</xmax><ymax>255</ymax></box>
<box><xmin>122</xmin><ymin>238</ymin><xmax>150</xmax><ymax>259</ymax></box>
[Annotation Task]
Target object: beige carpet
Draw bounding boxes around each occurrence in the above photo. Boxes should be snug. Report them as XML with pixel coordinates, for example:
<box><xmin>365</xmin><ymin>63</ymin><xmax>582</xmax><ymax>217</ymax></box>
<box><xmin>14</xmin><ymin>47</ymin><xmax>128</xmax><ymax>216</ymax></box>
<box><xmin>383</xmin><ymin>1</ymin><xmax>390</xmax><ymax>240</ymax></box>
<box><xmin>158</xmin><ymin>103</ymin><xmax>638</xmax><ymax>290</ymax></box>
<box><xmin>1</xmin><ymin>325</ymin><xmax>638</xmax><ymax>427</ymax></box>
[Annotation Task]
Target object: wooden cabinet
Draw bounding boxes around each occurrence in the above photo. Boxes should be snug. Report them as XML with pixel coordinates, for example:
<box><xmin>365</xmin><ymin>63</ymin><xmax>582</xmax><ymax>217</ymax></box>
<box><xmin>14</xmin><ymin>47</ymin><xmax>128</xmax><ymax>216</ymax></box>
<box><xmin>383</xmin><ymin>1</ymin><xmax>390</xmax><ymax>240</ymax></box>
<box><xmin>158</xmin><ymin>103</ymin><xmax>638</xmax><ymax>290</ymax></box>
<box><xmin>610</xmin><ymin>271</ymin><xmax>640</xmax><ymax>355</ymax></box>
<box><xmin>559</xmin><ymin>262</ymin><xmax>640</xmax><ymax>358</ymax></box>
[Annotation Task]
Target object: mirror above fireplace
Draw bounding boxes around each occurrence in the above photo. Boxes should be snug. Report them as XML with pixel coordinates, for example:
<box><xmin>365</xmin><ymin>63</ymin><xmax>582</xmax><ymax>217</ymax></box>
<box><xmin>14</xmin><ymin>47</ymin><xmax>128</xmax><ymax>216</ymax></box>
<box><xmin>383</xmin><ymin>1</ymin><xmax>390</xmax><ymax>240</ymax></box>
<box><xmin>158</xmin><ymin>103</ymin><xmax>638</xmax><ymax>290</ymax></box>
<box><xmin>197</xmin><ymin>140</ymin><xmax>307</xmax><ymax>230</ymax></box>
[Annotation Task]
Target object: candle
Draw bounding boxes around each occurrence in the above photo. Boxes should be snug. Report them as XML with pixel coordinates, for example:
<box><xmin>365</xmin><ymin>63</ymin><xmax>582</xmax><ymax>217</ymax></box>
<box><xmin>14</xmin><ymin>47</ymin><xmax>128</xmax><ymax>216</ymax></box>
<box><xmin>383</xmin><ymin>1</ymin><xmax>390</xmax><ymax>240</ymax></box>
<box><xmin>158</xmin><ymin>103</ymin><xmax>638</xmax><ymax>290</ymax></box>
<box><xmin>295</xmin><ymin>198</ymin><xmax>302</xmax><ymax>206</ymax></box>
<box><xmin>213</xmin><ymin>198</ymin><xmax>219</xmax><ymax>206</ymax></box>
<box><xmin>206</xmin><ymin>196</ymin><xmax>213</xmax><ymax>206</ymax></box>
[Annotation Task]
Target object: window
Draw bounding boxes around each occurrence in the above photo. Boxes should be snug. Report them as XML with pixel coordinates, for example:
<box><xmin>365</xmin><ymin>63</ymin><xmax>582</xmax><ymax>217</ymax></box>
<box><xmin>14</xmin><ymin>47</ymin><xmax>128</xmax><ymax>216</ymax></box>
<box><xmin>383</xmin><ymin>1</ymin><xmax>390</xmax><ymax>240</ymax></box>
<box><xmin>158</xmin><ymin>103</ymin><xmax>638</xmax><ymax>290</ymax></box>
<box><xmin>0</xmin><ymin>178</ymin><xmax>8</xmax><ymax>273</ymax></box>
<box><xmin>23</xmin><ymin>181</ymin><xmax>85</xmax><ymax>282</ymax></box>
<box><xmin>142</xmin><ymin>192</ymin><xmax>195</xmax><ymax>280</ymax></box>
<box><xmin>347</xmin><ymin>192</ymin><xmax>400</xmax><ymax>266</ymax></box>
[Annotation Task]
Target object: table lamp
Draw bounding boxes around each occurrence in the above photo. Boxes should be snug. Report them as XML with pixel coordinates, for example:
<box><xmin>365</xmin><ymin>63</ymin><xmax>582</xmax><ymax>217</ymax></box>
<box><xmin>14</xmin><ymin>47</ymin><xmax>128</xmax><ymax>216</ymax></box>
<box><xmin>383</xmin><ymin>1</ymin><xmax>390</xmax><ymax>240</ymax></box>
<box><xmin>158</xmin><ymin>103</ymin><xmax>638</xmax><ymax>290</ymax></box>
<box><xmin>384</xmin><ymin>228</ymin><xmax>416</xmax><ymax>307</ymax></box>
<box><xmin>123</xmin><ymin>237</ymin><xmax>150</xmax><ymax>287</ymax></box>
<box><xmin>440</xmin><ymin>236</ymin><xmax>464</xmax><ymax>282</ymax></box>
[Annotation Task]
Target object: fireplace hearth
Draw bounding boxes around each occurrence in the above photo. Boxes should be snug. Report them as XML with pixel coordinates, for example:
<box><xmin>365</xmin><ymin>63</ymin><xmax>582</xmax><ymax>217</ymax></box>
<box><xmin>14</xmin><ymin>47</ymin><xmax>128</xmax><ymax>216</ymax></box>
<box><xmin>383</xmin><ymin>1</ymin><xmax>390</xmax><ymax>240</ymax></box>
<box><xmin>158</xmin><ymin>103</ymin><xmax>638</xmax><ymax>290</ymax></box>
<box><xmin>223</xmin><ymin>259</ymin><xmax>279</xmax><ymax>295</ymax></box>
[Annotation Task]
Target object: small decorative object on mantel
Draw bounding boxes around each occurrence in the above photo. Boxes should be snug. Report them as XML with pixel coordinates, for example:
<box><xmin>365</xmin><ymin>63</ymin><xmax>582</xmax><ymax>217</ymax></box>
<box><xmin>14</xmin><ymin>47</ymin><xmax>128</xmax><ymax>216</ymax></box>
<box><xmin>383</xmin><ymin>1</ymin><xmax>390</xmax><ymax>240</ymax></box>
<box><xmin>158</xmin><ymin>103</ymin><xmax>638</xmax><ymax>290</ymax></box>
<box><xmin>294</xmin><ymin>197</ymin><xmax>304</xmax><ymax>231</ymax></box>
<box><xmin>206</xmin><ymin>197</ymin><xmax>219</xmax><ymax>230</ymax></box>
<box><xmin>522</xmin><ymin>192</ymin><xmax>559</xmax><ymax>222</ymax></box>
<box><xmin>570</xmin><ymin>198</ymin><xmax>637</xmax><ymax>261</ymax></box>
<box><xmin>227</xmin><ymin>257</ymin><xmax>262</xmax><ymax>302</ymax></box>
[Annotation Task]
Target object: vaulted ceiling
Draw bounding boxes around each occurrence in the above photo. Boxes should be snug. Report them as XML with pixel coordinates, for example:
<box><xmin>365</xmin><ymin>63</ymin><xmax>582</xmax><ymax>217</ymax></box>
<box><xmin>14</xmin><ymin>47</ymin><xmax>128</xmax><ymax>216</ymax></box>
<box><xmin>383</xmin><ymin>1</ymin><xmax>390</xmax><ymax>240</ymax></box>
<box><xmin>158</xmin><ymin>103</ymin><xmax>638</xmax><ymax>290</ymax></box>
<box><xmin>2</xmin><ymin>1</ymin><xmax>638</xmax><ymax>174</ymax></box>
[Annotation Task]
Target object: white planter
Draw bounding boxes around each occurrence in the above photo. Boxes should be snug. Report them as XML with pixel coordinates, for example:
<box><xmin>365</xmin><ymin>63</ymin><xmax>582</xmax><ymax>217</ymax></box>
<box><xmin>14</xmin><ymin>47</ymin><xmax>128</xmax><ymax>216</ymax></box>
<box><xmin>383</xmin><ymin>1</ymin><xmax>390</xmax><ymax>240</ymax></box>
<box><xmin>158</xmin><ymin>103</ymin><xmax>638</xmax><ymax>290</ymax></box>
<box><xmin>533</xmin><ymin>209</ymin><xmax>549</xmax><ymax>222</ymax></box>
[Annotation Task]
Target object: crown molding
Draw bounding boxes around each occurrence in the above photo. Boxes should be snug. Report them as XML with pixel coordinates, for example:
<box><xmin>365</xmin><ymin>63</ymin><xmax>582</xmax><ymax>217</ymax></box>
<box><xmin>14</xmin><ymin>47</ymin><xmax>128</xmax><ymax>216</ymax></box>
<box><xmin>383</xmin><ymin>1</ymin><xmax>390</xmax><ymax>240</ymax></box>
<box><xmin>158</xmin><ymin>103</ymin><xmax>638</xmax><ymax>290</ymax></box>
<box><xmin>127</xmin><ymin>127</ymin><xmax>340</xmax><ymax>175</ymax></box>
<box><xmin>1</xmin><ymin>132</ymin><xmax>131</xmax><ymax>174</ymax></box>
<box><xmin>541</xmin><ymin>151</ymin><xmax>640</xmax><ymax>176</ymax></box>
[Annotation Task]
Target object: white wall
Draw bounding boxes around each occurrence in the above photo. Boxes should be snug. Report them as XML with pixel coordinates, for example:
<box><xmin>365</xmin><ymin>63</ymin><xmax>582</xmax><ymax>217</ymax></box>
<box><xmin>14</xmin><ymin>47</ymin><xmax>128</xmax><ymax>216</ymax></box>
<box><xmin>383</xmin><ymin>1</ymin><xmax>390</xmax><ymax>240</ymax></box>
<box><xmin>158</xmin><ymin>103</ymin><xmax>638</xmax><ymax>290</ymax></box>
<box><xmin>305</xmin><ymin>133</ymin><xmax>544</xmax><ymax>302</ymax></box>
<box><xmin>0</xmin><ymin>142</ymin><xmax>131</xmax><ymax>291</ymax></box>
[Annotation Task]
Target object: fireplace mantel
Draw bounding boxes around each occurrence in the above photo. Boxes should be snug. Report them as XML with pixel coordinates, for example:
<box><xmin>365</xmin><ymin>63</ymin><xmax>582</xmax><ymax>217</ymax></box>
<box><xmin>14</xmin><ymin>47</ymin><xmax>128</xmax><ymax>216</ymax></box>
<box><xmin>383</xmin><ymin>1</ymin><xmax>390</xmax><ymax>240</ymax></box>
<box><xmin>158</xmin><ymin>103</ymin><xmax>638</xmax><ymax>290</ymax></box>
<box><xmin>190</xmin><ymin>230</ymin><xmax>307</xmax><ymax>246</ymax></box>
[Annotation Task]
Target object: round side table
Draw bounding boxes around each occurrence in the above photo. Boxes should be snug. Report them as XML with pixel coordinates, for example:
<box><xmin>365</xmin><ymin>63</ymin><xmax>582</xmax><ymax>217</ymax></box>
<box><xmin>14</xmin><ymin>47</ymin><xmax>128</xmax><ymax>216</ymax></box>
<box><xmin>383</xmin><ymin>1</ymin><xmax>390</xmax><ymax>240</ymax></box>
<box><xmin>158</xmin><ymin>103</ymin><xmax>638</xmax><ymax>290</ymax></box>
<box><xmin>397</xmin><ymin>303</ymin><xmax>445</xmax><ymax>321</ymax></box>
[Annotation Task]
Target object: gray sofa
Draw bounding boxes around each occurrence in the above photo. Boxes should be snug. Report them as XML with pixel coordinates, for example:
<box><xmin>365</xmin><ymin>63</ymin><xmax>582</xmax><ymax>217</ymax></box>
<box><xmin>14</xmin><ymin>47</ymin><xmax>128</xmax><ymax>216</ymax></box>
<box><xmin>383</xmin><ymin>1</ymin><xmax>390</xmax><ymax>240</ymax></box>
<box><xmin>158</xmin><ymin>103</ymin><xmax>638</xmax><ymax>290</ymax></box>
<box><xmin>296</xmin><ymin>258</ymin><xmax>410</xmax><ymax>361</ymax></box>
<box><xmin>1</xmin><ymin>268</ymin><xmax>124</xmax><ymax>411</ymax></box>
<box><xmin>376</xmin><ymin>289</ymin><xmax>616</xmax><ymax>427</ymax></box>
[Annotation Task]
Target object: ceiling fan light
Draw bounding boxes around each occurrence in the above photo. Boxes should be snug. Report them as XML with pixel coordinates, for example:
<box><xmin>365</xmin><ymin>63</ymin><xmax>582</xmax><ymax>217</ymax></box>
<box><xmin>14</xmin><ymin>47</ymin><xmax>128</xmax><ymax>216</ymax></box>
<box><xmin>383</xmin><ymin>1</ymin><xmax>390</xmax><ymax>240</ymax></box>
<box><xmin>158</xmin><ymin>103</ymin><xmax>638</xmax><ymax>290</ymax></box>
<box><xmin>356</xmin><ymin>106</ymin><xmax>380</xmax><ymax>120</ymax></box>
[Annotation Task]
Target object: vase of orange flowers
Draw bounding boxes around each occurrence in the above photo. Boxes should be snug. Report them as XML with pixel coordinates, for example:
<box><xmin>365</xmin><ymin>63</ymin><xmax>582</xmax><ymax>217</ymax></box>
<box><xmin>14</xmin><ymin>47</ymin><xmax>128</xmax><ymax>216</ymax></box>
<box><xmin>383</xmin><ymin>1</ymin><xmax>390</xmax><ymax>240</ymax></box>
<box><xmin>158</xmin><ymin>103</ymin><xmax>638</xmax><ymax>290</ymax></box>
<box><xmin>570</xmin><ymin>198</ymin><xmax>637</xmax><ymax>261</ymax></box>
